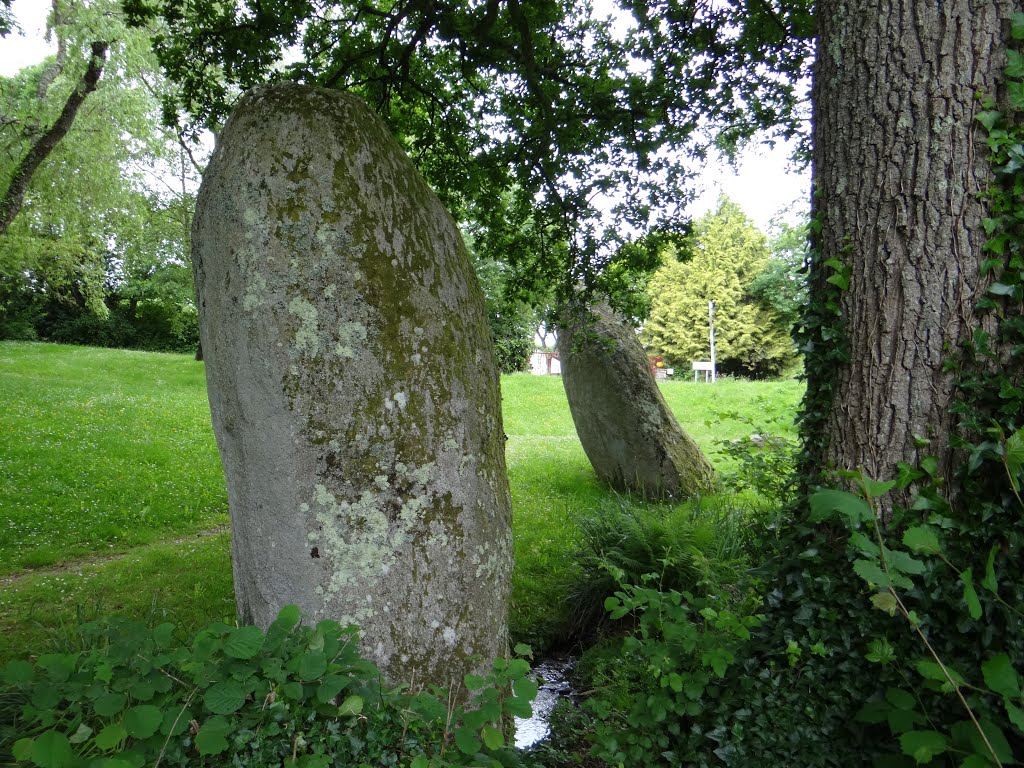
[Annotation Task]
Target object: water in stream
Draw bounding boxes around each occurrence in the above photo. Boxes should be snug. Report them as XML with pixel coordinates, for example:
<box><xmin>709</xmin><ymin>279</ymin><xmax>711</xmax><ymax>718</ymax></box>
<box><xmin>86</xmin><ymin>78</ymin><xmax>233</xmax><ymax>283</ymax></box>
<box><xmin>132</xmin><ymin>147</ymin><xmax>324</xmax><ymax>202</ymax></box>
<box><xmin>514</xmin><ymin>656</ymin><xmax>578</xmax><ymax>749</ymax></box>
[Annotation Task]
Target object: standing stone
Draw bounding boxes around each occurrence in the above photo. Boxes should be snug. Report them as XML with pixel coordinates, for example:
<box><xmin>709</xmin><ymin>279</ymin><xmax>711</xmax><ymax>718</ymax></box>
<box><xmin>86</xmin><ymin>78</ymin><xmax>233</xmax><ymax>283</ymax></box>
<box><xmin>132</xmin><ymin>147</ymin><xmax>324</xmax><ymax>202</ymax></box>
<box><xmin>192</xmin><ymin>83</ymin><xmax>513</xmax><ymax>689</ymax></box>
<box><xmin>558</xmin><ymin>301</ymin><xmax>716</xmax><ymax>499</ymax></box>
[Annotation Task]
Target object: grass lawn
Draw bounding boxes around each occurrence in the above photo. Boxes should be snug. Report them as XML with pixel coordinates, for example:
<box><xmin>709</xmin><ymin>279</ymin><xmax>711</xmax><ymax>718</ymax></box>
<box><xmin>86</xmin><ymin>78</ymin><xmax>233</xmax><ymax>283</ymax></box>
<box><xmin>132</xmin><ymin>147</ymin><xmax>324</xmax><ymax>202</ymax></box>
<box><xmin>0</xmin><ymin>342</ymin><xmax>803</xmax><ymax>663</ymax></box>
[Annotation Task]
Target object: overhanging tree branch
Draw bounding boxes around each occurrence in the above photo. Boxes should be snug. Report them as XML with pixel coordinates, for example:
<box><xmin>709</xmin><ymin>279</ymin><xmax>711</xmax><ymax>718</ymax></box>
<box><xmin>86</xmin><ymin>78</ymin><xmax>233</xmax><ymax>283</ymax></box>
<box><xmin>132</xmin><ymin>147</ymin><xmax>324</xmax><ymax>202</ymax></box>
<box><xmin>0</xmin><ymin>40</ymin><xmax>108</xmax><ymax>235</ymax></box>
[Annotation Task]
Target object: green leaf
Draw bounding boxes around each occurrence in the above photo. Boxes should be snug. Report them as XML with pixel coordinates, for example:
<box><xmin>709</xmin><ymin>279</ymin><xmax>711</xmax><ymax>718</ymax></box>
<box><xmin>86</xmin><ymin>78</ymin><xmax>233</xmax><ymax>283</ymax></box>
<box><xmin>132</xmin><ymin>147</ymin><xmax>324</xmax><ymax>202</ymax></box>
<box><xmin>849</xmin><ymin>531</ymin><xmax>880</xmax><ymax>556</ymax></box>
<box><xmin>853</xmin><ymin>559</ymin><xmax>891</xmax><ymax>589</ymax></box>
<box><xmin>870</xmin><ymin>592</ymin><xmax>898</xmax><ymax>615</ymax></box>
<box><xmin>1</xmin><ymin>659</ymin><xmax>34</xmax><ymax>684</ymax></box>
<box><xmin>898</xmin><ymin>730</ymin><xmax>947</xmax><ymax>764</ymax></box>
<box><xmin>976</xmin><ymin>110</ymin><xmax>1003</xmax><ymax>132</ymax></box>
<box><xmin>204</xmin><ymin>680</ymin><xmax>246</xmax><ymax>715</ymax></box>
<box><xmin>885</xmin><ymin>550</ymin><xmax>926</xmax><ymax>575</ymax></box>
<box><xmin>298</xmin><ymin>651</ymin><xmax>328</xmax><ymax>681</ymax></box>
<box><xmin>826</xmin><ymin>272</ymin><xmax>849</xmax><ymax>290</ymax></box>
<box><xmin>990</xmin><ymin>282</ymin><xmax>1018</xmax><ymax>296</ymax></box>
<box><xmin>1013</xmin><ymin>11</ymin><xmax>1024</xmax><ymax>39</ymax></box>
<box><xmin>1008</xmin><ymin>50</ymin><xmax>1024</xmax><ymax>78</ymax></box>
<box><xmin>410</xmin><ymin>757</ymin><xmax>429</xmax><ymax>768</ymax></box>
<box><xmin>809</xmin><ymin>488</ymin><xmax>873</xmax><ymax>526</ymax></box>
<box><xmin>481</xmin><ymin>726</ymin><xmax>504</xmax><ymax>750</ymax></box>
<box><xmin>94</xmin><ymin>692</ymin><xmax>127</xmax><ymax>718</ymax></box>
<box><xmin>464</xmin><ymin>673</ymin><xmax>488</xmax><ymax>691</ymax></box>
<box><xmin>224</xmin><ymin>625</ymin><xmax>264</xmax><ymax>659</ymax></box>
<box><xmin>152</xmin><ymin>623</ymin><xmax>176</xmax><ymax>647</ymax></box>
<box><xmin>982</xmin><ymin>546</ymin><xmax>999</xmax><ymax>593</ymax></box>
<box><xmin>1005</xmin><ymin>698</ymin><xmax>1024</xmax><ymax>731</ymax></box>
<box><xmin>1006</xmin><ymin>428</ymin><xmax>1024</xmax><ymax>478</ymax></box>
<box><xmin>124</xmin><ymin>704</ymin><xmax>163</xmax><ymax>739</ymax></box>
<box><xmin>13</xmin><ymin>739</ymin><xmax>34</xmax><ymax>762</ymax></box>
<box><xmin>862</xmin><ymin>477</ymin><xmax>897</xmax><ymax>497</ymax></box>
<box><xmin>338</xmin><ymin>694</ymin><xmax>363</xmax><ymax>716</ymax></box>
<box><xmin>961</xmin><ymin>569</ymin><xmax>982</xmax><ymax>620</ymax></box>
<box><xmin>195</xmin><ymin>716</ymin><xmax>231</xmax><ymax>756</ymax></box>
<box><xmin>30</xmin><ymin>730</ymin><xmax>75</xmax><ymax>768</ymax></box>
<box><xmin>316</xmin><ymin>674</ymin><xmax>347</xmax><ymax>704</ymax></box>
<box><xmin>512</xmin><ymin>676</ymin><xmax>539</xmax><ymax>702</ymax></box>
<box><xmin>920</xmin><ymin>456</ymin><xmax>939</xmax><ymax>477</ymax></box>
<box><xmin>902</xmin><ymin>526</ymin><xmax>942</xmax><ymax>555</ymax></box>
<box><xmin>982</xmin><ymin>654</ymin><xmax>1020</xmax><ymax>698</ymax></box>
<box><xmin>915</xmin><ymin>660</ymin><xmax>965</xmax><ymax>691</ymax></box>
<box><xmin>454</xmin><ymin>726</ymin><xmax>481</xmax><ymax>755</ymax></box>
<box><xmin>68</xmin><ymin>724</ymin><xmax>93</xmax><ymax>745</ymax></box>
<box><xmin>282</xmin><ymin>681</ymin><xmax>304</xmax><ymax>700</ymax></box>
<box><xmin>513</xmin><ymin>642</ymin><xmax>533</xmax><ymax>657</ymax></box>
<box><xmin>885</xmin><ymin>688</ymin><xmax>917</xmax><ymax>710</ymax></box>
<box><xmin>504</xmin><ymin>695</ymin><xmax>533</xmax><ymax>719</ymax></box>
<box><xmin>95</xmin><ymin>723</ymin><xmax>128</xmax><ymax>751</ymax></box>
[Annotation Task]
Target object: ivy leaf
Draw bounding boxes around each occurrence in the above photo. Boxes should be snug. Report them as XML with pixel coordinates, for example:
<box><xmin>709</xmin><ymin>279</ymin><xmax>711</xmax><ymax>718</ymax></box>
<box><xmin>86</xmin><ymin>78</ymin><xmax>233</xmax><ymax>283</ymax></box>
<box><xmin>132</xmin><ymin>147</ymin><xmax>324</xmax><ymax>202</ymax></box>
<box><xmin>30</xmin><ymin>730</ymin><xmax>75</xmax><ymax>768</ymax></box>
<box><xmin>960</xmin><ymin>568</ymin><xmax>982</xmax><ymax>620</ymax></box>
<box><xmin>825</xmin><ymin>272</ymin><xmax>849</xmax><ymax>290</ymax></box>
<box><xmin>1013</xmin><ymin>11</ymin><xmax>1024</xmax><ymax>39</ymax></box>
<box><xmin>195</xmin><ymin>716</ymin><xmax>231</xmax><ymax>756</ymax></box>
<box><xmin>976</xmin><ymin>110</ymin><xmax>1002</xmax><ymax>132</ymax></box>
<box><xmin>1008</xmin><ymin>50</ymin><xmax>1024</xmax><ymax>78</ymax></box>
<box><xmin>224</xmin><ymin>626</ymin><xmax>265</xmax><ymax>659</ymax></box>
<box><xmin>982</xmin><ymin>654</ymin><xmax>1020</xmax><ymax>698</ymax></box>
<box><xmin>898</xmin><ymin>730</ymin><xmax>947</xmax><ymax>764</ymax></box>
<box><xmin>902</xmin><ymin>525</ymin><xmax>942</xmax><ymax>555</ymax></box>
<box><xmin>204</xmin><ymin>680</ymin><xmax>246</xmax><ymax>715</ymax></box>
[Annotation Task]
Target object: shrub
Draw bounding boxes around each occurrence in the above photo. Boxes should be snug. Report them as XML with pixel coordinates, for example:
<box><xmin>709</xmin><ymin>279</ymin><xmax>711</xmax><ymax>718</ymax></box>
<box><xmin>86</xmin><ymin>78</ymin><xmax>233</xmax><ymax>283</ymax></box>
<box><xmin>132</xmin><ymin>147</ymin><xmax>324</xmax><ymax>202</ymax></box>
<box><xmin>564</xmin><ymin>495</ymin><xmax>759</xmax><ymax>642</ymax></box>
<box><xmin>0</xmin><ymin>606</ymin><xmax>538</xmax><ymax>768</ymax></box>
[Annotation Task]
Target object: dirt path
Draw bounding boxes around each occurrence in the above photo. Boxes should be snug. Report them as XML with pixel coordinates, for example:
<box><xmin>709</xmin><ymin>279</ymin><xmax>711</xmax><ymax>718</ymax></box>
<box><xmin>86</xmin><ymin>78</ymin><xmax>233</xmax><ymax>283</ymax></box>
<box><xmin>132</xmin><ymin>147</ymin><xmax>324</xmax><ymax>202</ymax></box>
<box><xmin>0</xmin><ymin>525</ymin><xmax>230</xmax><ymax>590</ymax></box>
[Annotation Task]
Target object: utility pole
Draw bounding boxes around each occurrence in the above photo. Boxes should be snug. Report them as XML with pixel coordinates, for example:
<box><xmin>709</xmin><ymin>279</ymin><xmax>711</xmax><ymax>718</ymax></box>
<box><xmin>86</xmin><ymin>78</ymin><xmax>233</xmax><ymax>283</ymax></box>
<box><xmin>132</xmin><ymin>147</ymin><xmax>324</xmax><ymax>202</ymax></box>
<box><xmin>709</xmin><ymin>300</ymin><xmax>717</xmax><ymax>383</ymax></box>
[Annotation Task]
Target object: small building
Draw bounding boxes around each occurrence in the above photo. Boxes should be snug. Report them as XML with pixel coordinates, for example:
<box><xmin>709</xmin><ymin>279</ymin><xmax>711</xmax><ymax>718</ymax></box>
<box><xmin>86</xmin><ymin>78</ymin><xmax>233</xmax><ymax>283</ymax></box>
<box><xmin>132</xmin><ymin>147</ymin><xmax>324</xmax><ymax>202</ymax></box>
<box><xmin>529</xmin><ymin>351</ymin><xmax>561</xmax><ymax>375</ymax></box>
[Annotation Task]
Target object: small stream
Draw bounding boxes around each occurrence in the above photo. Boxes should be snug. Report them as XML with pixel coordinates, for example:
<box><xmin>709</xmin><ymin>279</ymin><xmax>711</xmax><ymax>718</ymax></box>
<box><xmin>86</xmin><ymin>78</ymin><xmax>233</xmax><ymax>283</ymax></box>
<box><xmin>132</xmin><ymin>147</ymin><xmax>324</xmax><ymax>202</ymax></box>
<box><xmin>514</xmin><ymin>656</ymin><xmax>578</xmax><ymax>749</ymax></box>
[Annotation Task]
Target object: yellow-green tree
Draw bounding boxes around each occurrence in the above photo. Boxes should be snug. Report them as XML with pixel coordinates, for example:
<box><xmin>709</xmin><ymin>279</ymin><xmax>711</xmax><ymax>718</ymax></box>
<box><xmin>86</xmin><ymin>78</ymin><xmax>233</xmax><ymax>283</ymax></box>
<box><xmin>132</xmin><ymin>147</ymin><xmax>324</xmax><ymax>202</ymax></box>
<box><xmin>641</xmin><ymin>197</ymin><xmax>796</xmax><ymax>378</ymax></box>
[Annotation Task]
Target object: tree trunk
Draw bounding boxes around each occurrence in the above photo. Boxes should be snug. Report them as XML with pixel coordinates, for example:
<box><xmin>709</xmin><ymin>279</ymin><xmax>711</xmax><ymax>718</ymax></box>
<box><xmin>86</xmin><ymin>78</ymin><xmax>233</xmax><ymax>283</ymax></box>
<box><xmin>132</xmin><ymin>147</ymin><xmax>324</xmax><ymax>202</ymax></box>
<box><xmin>0</xmin><ymin>41</ymin><xmax>108</xmax><ymax>235</ymax></box>
<box><xmin>807</xmin><ymin>0</ymin><xmax>1012</xmax><ymax>496</ymax></box>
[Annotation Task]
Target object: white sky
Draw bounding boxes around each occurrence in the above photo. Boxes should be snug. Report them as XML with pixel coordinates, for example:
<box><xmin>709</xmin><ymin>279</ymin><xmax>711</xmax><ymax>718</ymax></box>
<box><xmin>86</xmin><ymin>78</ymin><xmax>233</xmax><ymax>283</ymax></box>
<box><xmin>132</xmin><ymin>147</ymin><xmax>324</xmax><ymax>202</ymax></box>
<box><xmin>0</xmin><ymin>0</ymin><xmax>809</xmax><ymax>230</ymax></box>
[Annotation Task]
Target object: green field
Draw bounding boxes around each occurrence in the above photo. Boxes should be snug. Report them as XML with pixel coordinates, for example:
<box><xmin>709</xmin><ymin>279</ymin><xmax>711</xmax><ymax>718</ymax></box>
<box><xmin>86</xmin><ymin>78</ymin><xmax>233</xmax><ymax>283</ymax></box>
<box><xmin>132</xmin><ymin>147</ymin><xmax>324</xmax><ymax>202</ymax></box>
<box><xmin>0</xmin><ymin>341</ymin><xmax>802</xmax><ymax>663</ymax></box>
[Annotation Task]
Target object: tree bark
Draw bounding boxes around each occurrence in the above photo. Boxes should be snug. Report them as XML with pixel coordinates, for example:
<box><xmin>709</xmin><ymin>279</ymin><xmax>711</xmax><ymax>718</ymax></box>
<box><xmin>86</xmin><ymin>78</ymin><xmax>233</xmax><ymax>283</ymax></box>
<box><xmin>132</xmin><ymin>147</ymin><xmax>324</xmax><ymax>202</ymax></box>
<box><xmin>0</xmin><ymin>41</ymin><xmax>108</xmax><ymax>235</ymax></box>
<box><xmin>808</xmin><ymin>0</ymin><xmax>1013</xmax><ymax>496</ymax></box>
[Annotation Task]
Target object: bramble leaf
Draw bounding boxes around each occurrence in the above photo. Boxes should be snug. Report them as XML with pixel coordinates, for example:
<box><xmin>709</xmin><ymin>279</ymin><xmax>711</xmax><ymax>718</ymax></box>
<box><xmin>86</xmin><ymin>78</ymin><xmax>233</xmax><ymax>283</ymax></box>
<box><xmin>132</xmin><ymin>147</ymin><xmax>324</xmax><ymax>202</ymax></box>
<box><xmin>902</xmin><ymin>526</ymin><xmax>942</xmax><ymax>555</ymax></box>
<box><xmin>982</xmin><ymin>654</ymin><xmax>1020</xmax><ymax>698</ymax></box>
<box><xmin>898</xmin><ymin>730</ymin><xmax>947</xmax><ymax>764</ymax></box>
<box><xmin>960</xmin><ymin>569</ymin><xmax>982</xmax><ymax>620</ymax></box>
